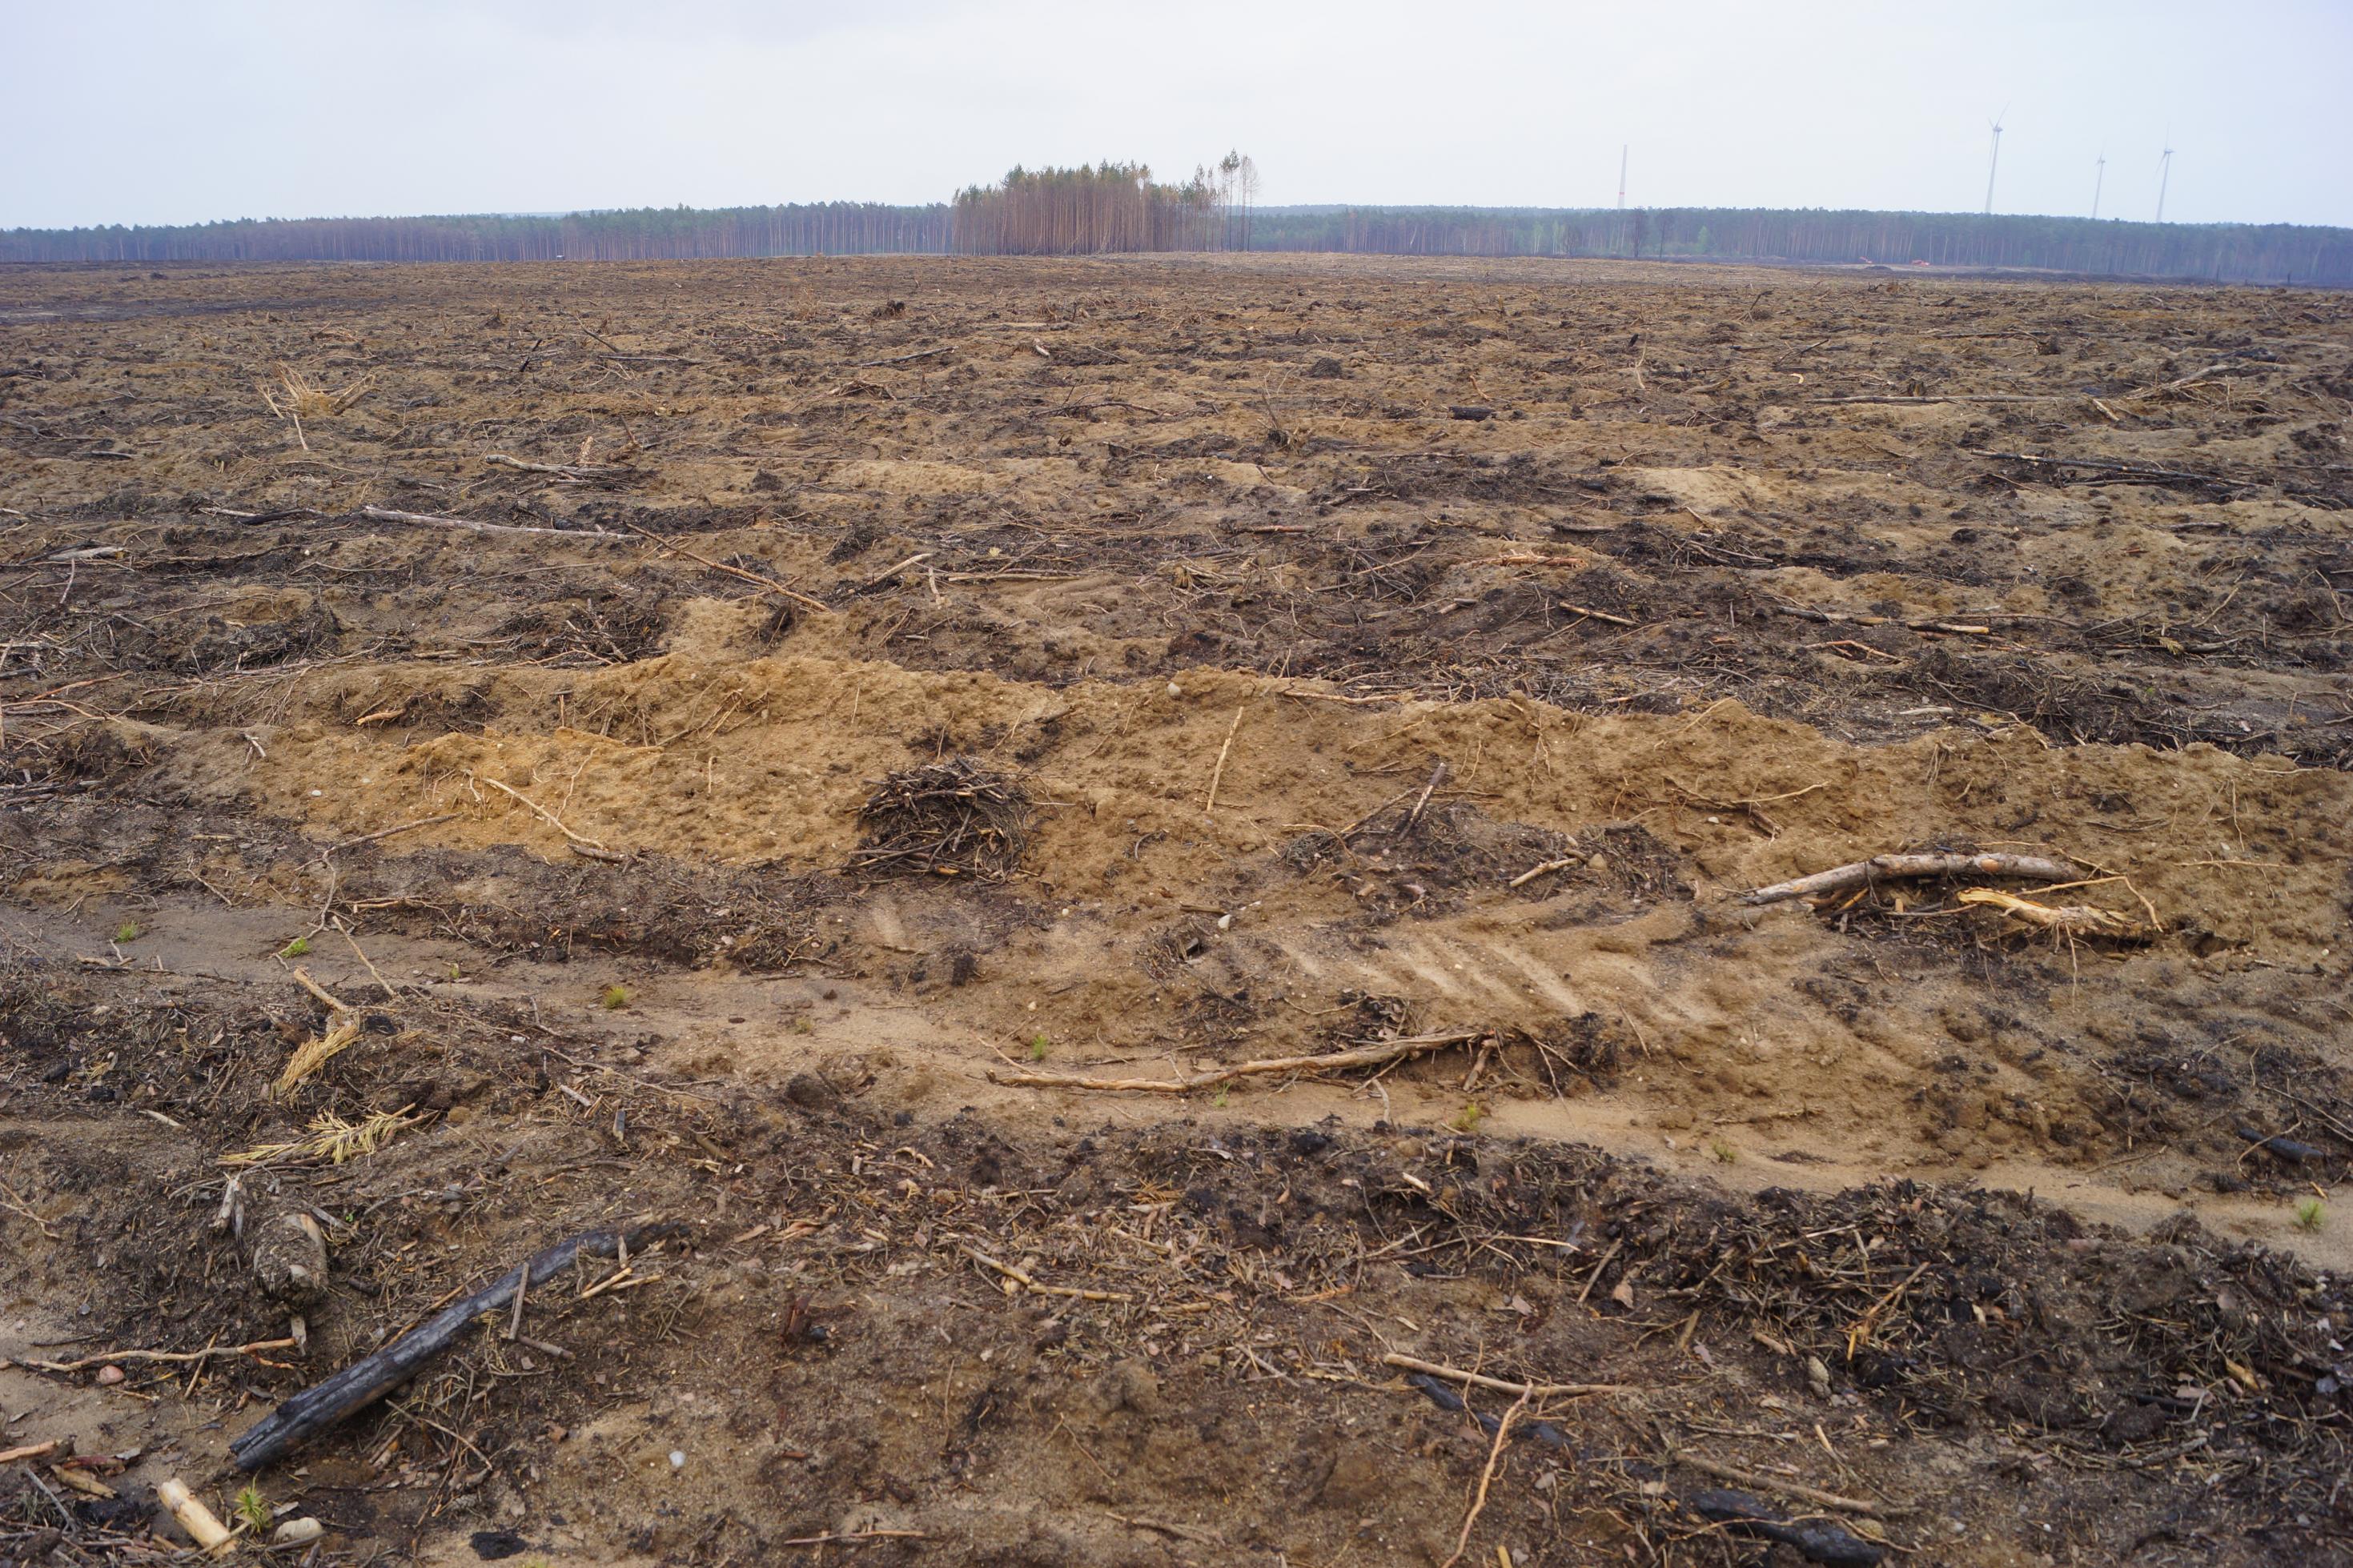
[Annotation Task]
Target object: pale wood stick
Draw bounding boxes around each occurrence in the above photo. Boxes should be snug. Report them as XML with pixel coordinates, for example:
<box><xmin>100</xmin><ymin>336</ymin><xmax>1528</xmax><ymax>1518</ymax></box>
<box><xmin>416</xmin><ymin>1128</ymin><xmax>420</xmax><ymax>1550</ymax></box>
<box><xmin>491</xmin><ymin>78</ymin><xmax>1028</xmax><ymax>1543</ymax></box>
<box><xmin>155</xmin><ymin>1478</ymin><xmax>233</xmax><ymax>1552</ymax></box>
<box><xmin>1737</xmin><ymin>852</ymin><xmax>2082</xmax><ymax>907</ymax></box>
<box><xmin>1203</xmin><ymin>703</ymin><xmax>1247</xmax><ymax>813</ymax></box>
<box><xmin>1671</xmin><ymin>1450</ymin><xmax>1912</xmax><ymax>1518</ymax></box>
<box><xmin>1382</xmin><ymin>1353</ymin><xmax>1630</xmax><ymax>1398</ymax></box>
<box><xmin>962</xmin><ymin>1246</ymin><xmax>1134</xmax><ymax>1303</ymax></box>
<box><xmin>990</xmin><ymin>1030</ymin><xmax>1484</xmax><ymax>1094</ymax></box>
<box><xmin>358</xmin><ymin>505</ymin><xmax>629</xmax><ymax>542</ymax></box>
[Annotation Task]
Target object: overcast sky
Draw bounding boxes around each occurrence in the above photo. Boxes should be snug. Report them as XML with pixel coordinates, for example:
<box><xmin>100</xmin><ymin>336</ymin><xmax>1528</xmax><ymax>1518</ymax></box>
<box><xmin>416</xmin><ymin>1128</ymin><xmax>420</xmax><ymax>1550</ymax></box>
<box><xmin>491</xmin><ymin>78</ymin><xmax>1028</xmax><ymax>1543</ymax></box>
<box><xmin>8</xmin><ymin>0</ymin><xmax>2349</xmax><ymax>231</ymax></box>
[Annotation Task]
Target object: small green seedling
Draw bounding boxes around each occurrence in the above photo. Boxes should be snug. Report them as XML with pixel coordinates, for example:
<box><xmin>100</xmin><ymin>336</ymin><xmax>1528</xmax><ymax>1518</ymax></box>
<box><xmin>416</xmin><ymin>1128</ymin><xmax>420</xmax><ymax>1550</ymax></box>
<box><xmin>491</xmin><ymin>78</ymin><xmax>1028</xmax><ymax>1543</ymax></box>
<box><xmin>448</xmin><ymin>962</ymin><xmax>464</xmax><ymax>981</ymax></box>
<box><xmin>1711</xmin><ymin>1140</ymin><xmax>1739</xmax><ymax>1165</ymax></box>
<box><xmin>115</xmin><ymin>921</ymin><xmax>141</xmax><ymax>944</ymax></box>
<box><xmin>2294</xmin><ymin>1197</ymin><xmax>2326</xmax><ymax>1232</ymax></box>
<box><xmin>1027</xmin><ymin>1034</ymin><xmax>1050</xmax><ymax>1061</ymax></box>
<box><xmin>1448</xmin><ymin>1101</ymin><xmax>1486</xmax><ymax>1133</ymax></box>
<box><xmin>791</xmin><ymin>1015</ymin><xmax>813</xmax><ymax>1035</ymax></box>
<box><xmin>279</xmin><ymin>936</ymin><xmax>311</xmax><ymax>958</ymax></box>
<box><xmin>600</xmin><ymin>985</ymin><xmax>630</xmax><ymax>1010</ymax></box>
<box><xmin>1212</xmin><ymin>1086</ymin><xmax>1230</xmax><ymax>1109</ymax></box>
<box><xmin>233</xmin><ymin>1482</ymin><xmax>270</xmax><ymax>1534</ymax></box>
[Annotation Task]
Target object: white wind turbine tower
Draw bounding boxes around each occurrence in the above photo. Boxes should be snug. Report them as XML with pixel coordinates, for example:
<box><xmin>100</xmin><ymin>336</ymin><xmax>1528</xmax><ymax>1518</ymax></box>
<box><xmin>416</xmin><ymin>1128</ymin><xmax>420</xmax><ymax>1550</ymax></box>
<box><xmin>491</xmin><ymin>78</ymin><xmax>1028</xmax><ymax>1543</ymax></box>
<box><xmin>2154</xmin><ymin>137</ymin><xmax>2174</xmax><ymax>222</ymax></box>
<box><xmin>2092</xmin><ymin>151</ymin><xmax>2106</xmax><ymax>219</ymax></box>
<box><xmin>1983</xmin><ymin>107</ymin><xmax>2006</xmax><ymax>215</ymax></box>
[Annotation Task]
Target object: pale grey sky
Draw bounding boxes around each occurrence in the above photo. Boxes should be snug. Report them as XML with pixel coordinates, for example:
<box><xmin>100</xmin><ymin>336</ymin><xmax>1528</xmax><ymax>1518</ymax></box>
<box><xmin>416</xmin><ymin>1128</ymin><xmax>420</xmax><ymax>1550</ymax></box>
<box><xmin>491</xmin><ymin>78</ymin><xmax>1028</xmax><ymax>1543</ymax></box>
<box><xmin>7</xmin><ymin>0</ymin><xmax>2349</xmax><ymax>231</ymax></box>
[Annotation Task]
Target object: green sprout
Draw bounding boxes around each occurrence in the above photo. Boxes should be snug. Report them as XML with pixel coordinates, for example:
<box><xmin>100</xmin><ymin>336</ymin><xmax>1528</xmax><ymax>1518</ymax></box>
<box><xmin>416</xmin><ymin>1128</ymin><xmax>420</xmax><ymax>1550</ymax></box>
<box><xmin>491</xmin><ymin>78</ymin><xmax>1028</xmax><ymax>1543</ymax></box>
<box><xmin>115</xmin><ymin>921</ymin><xmax>141</xmax><ymax>944</ymax></box>
<box><xmin>279</xmin><ymin>936</ymin><xmax>311</xmax><ymax>958</ymax></box>
<box><xmin>1448</xmin><ymin>1101</ymin><xmax>1486</xmax><ymax>1133</ymax></box>
<box><xmin>233</xmin><ymin>1482</ymin><xmax>270</xmax><ymax>1534</ymax></box>
<box><xmin>1028</xmin><ymin>1034</ymin><xmax>1049</xmax><ymax>1061</ymax></box>
<box><xmin>2294</xmin><ymin>1197</ymin><xmax>2326</xmax><ymax>1233</ymax></box>
<box><xmin>1711</xmin><ymin>1141</ymin><xmax>1739</xmax><ymax>1165</ymax></box>
<box><xmin>600</xmin><ymin>985</ymin><xmax>630</xmax><ymax>1010</ymax></box>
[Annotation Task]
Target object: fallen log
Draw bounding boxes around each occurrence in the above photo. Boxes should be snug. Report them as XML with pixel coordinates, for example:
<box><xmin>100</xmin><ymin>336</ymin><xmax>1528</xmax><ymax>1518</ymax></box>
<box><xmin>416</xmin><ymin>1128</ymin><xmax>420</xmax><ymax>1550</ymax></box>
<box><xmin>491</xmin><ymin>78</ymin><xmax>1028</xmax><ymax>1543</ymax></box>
<box><xmin>989</xmin><ymin>1030</ymin><xmax>1484</xmax><ymax>1094</ymax></box>
<box><xmin>1737</xmin><ymin>852</ymin><xmax>2082</xmax><ymax>908</ymax></box>
<box><xmin>231</xmin><ymin>1224</ymin><xmax>670</xmax><ymax>1470</ymax></box>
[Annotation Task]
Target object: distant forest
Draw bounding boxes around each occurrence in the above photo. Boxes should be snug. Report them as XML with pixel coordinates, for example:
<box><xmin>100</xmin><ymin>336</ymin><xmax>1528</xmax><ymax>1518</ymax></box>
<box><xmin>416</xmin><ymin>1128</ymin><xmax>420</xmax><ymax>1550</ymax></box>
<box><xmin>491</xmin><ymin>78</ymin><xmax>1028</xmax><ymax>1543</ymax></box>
<box><xmin>6</xmin><ymin>182</ymin><xmax>2348</xmax><ymax>285</ymax></box>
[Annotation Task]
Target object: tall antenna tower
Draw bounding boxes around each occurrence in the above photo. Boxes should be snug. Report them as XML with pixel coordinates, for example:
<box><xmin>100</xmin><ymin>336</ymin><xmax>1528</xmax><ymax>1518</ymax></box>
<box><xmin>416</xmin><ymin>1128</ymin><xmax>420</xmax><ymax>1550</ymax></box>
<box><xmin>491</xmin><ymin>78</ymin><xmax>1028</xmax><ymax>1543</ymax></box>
<box><xmin>1616</xmin><ymin>145</ymin><xmax>1628</xmax><ymax>210</ymax></box>
<box><xmin>1983</xmin><ymin>108</ymin><xmax>2006</xmax><ymax>215</ymax></box>
<box><xmin>2154</xmin><ymin>139</ymin><xmax>2174</xmax><ymax>223</ymax></box>
<box><xmin>2091</xmin><ymin>152</ymin><xmax>2106</xmax><ymax>219</ymax></box>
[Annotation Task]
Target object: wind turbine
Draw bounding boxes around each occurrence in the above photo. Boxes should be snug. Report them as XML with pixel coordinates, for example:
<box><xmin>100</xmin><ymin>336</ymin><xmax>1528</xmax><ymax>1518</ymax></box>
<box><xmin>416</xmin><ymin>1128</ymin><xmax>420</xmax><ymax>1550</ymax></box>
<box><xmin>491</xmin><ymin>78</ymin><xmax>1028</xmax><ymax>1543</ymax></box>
<box><xmin>2154</xmin><ymin>137</ymin><xmax>2174</xmax><ymax>223</ymax></box>
<box><xmin>2092</xmin><ymin>151</ymin><xmax>2106</xmax><ymax>219</ymax></box>
<box><xmin>1983</xmin><ymin>107</ymin><xmax>2006</xmax><ymax>215</ymax></box>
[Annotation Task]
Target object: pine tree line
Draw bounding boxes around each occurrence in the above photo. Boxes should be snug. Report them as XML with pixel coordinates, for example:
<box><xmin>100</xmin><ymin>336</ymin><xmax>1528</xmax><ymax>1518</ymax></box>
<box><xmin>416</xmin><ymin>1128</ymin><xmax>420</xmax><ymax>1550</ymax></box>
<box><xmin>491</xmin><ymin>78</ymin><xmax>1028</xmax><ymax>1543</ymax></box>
<box><xmin>5</xmin><ymin>192</ymin><xmax>2345</xmax><ymax>284</ymax></box>
<box><xmin>0</xmin><ymin>203</ymin><xmax>951</xmax><ymax>264</ymax></box>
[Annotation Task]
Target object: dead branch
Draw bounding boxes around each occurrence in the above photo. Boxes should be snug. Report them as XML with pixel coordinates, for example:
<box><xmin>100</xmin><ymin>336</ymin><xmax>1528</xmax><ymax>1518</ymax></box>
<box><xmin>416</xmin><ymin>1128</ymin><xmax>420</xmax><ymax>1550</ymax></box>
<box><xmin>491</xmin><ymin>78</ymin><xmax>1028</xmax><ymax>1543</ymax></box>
<box><xmin>484</xmin><ymin>452</ymin><xmax>634</xmax><ymax>483</ymax></box>
<box><xmin>990</xmin><ymin>1029</ymin><xmax>1484</xmax><ymax>1093</ymax></box>
<box><xmin>1737</xmin><ymin>852</ymin><xmax>2082</xmax><ymax>907</ymax></box>
<box><xmin>358</xmin><ymin>505</ymin><xmax>628</xmax><ymax>543</ymax></box>
<box><xmin>1381</xmin><ymin>1353</ymin><xmax>1630</xmax><ymax>1398</ymax></box>
<box><xmin>231</xmin><ymin>1224</ymin><xmax>671</xmax><ymax>1470</ymax></box>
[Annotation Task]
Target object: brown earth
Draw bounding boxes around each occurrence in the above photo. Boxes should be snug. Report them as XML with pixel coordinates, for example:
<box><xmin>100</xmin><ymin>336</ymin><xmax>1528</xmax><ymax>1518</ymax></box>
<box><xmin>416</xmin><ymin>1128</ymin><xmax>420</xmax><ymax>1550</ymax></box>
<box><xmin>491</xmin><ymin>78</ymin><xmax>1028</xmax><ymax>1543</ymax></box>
<box><xmin>1</xmin><ymin>253</ymin><xmax>2350</xmax><ymax>1566</ymax></box>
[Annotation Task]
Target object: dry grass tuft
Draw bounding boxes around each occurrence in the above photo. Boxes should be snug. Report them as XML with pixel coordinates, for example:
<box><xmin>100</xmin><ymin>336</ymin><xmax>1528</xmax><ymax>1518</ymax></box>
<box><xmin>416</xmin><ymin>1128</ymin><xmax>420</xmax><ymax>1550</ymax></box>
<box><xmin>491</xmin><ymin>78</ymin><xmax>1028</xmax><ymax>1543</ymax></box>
<box><xmin>259</xmin><ymin>363</ymin><xmax>373</xmax><ymax>449</ymax></box>
<box><xmin>224</xmin><ymin>1106</ymin><xmax>425</xmax><ymax>1168</ymax></box>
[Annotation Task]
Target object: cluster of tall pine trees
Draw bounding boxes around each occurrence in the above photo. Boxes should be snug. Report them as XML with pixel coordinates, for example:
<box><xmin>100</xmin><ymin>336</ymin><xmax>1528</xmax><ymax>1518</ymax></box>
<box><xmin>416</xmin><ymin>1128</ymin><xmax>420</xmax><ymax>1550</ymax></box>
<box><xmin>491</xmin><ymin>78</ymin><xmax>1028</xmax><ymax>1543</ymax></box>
<box><xmin>948</xmin><ymin>154</ymin><xmax>1259</xmax><ymax>255</ymax></box>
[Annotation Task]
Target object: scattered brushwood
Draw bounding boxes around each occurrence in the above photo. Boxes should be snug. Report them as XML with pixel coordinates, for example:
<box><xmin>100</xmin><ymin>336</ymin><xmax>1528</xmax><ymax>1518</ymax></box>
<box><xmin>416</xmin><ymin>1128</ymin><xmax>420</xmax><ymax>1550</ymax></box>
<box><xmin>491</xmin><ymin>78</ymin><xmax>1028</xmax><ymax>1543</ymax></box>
<box><xmin>851</xmin><ymin>760</ymin><xmax>1031</xmax><ymax>880</ymax></box>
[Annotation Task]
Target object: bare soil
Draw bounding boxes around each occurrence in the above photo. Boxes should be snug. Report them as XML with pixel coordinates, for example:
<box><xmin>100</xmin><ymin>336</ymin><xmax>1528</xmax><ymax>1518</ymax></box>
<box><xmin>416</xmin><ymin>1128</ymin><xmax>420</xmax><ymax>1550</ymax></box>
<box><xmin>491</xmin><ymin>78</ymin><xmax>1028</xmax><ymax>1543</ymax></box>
<box><xmin>2</xmin><ymin>254</ymin><xmax>2350</xmax><ymax>1566</ymax></box>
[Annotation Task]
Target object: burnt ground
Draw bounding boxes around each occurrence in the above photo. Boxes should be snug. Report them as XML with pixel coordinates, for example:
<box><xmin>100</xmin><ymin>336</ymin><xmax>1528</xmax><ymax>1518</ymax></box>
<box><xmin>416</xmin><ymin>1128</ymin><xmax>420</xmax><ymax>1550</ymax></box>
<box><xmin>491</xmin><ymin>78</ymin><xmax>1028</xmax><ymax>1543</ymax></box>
<box><xmin>1</xmin><ymin>254</ymin><xmax>2350</xmax><ymax>1566</ymax></box>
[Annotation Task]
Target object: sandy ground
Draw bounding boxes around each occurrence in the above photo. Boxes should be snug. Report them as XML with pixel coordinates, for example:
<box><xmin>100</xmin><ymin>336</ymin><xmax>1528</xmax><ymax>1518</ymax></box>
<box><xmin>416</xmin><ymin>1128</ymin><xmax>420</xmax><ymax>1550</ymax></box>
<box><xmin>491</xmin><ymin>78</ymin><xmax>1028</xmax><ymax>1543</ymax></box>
<box><xmin>1</xmin><ymin>254</ymin><xmax>2349</xmax><ymax>1566</ymax></box>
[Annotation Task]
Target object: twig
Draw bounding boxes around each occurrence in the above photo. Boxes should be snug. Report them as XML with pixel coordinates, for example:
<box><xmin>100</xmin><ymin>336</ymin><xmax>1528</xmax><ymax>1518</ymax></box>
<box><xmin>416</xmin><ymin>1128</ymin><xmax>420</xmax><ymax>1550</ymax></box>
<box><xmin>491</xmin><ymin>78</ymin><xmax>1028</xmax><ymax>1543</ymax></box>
<box><xmin>848</xmin><ymin>552</ymin><xmax>931</xmax><ymax>596</ymax></box>
<box><xmin>476</xmin><ymin>774</ymin><xmax>609</xmax><ymax>852</ymax></box>
<box><xmin>989</xmin><ymin>1030</ymin><xmax>1484</xmax><ymax>1093</ymax></box>
<box><xmin>1440</xmin><ymin>1387</ymin><xmax>1529</xmax><ymax>1568</ymax></box>
<box><xmin>1203</xmin><ymin>703</ymin><xmax>1247</xmax><ymax>813</ymax></box>
<box><xmin>22</xmin><ymin>1337</ymin><xmax>297</xmax><ymax>1374</ymax></box>
<box><xmin>1737</xmin><ymin>852</ymin><xmax>2082</xmax><ymax>907</ymax></box>
<box><xmin>1508</xmin><ymin>856</ymin><xmax>1580</xmax><ymax>888</ymax></box>
<box><xmin>779</xmin><ymin>1531</ymin><xmax>930</xmax><ymax>1549</ymax></box>
<box><xmin>1381</xmin><ymin>1353</ymin><xmax>1630</xmax><ymax>1398</ymax></box>
<box><xmin>1401</xmin><ymin>760</ymin><xmax>1449</xmax><ymax>835</ymax></box>
<box><xmin>961</xmin><ymin>1246</ymin><xmax>1135</xmax><ymax>1303</ymax></box>
<box><xmin>623</xmin><ymin>522</ymin><xmax>833</xmax><ymax>613</ymax></box>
